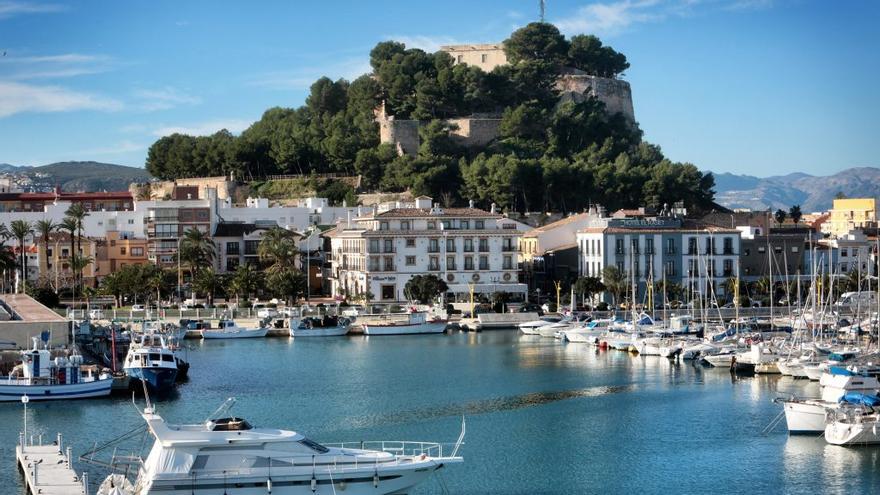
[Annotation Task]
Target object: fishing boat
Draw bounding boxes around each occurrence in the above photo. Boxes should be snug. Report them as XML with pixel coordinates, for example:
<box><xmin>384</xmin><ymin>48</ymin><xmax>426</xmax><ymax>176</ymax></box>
<box><xmin>0</xmin><ymin>337</ymin><xmax>112</xmax><ymax>402</ymax></box>
<box><xmin>201</xmin><ymin>319</ymin><xmax>269</xmax><ymax>339</ymax></box>
<box><xmin>289</xmin><ymin>315</ymin><xmax>351</xmax><ymax>337</ymax></box>
<box><xmin>95</xmin><ymin>398</ymin><xmax>464</xmax><ymax>494</ymax></box>
<box><xmin>123</xmin><ymin>333</ymin><xmax>178</xmax><ymax>394</ymax></box>
<box><xmin>363</xmin><ymin>311</ymin><xmax>448</xmax><ymax>335</ymax></box>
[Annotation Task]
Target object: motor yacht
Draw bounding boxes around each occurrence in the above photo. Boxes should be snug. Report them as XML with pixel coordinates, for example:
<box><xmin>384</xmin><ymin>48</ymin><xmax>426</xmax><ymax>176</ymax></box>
<box><xmin>97</xmin><ymin>399</ymin><xmax>464</xmax><ymax>494</ymax></box>
<box><xmin>779</xmin><ymin>369</ymin><xmax>880</xmax><ymax>434</ymax></box>
<box><xmin>363</xmin><ymin>311</ymin><xmax>448</xmax><ymax>335</ymax></box>
<box><xmin>123</xmin><ymin>333</ymin><xmax>178</xmax><ymax>394</ymax></box>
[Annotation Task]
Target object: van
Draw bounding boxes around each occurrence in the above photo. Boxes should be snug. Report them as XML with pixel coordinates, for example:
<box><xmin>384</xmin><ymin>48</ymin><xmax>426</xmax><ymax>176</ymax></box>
<box><xmin>835</xmin><ymin>291</ymin><xmax>878</xmax><ymax>308</ymax></box>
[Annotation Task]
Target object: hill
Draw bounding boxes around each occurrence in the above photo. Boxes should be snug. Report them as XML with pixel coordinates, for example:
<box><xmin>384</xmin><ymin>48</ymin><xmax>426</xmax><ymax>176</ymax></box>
<box><xmin>30</xmin><ymin>161</ymin><xmax>151</xmax><ymax>192</ymax></box>
<box><xmin>712</xmin><ymin>167</ymin><xmax>880</xmax><ymax>212</ymax></box>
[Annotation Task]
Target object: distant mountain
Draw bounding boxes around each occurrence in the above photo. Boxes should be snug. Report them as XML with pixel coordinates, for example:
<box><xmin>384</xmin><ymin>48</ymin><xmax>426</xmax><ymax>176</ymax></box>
<box><xmin>712</xmin><ymin>167</ymin><xmax>880</xmax><ymax>212</ymax></box>
<box><xmin>0</xmin><ymin>163</ymin><xmax>25</xmax><ymax>173</ymax></box>
<box><xmin>30</xmin><ymin>161</ymin><xmax>151</xmax><ymax>192</ymax></box>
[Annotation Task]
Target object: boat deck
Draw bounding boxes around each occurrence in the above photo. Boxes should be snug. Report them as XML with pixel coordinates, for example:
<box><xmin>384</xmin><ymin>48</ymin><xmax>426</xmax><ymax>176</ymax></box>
<box><xmin>16</xmin><ymin>435</ymin><xmax>85</xmax><ymax>495</ymax></box>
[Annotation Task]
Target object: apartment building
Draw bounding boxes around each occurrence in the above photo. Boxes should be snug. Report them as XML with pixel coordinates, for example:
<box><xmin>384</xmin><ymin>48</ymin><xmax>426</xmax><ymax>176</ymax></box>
<box><xmin>577</xmin><ymin>216</ymin><xmax>741</xmax><ymax>303</ymax></box>
<box><xmin>328</xmin><ymin>197</ymin><xmax>525</xmax><ymax>302</ymax></box>
<box><xmin>94</xmin><ymin>231</ymin><xmax>149</xmax><ymax>276</ymax></box>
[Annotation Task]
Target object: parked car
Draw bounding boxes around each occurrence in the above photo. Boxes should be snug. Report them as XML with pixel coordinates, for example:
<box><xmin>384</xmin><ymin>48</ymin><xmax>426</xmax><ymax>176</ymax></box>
<box><xmin>131</xmin><ymin>304</ymin><xmax>145</xmax><ymax>312</ymax></box>
<box><xmin>88</xmin><ymin>309</ymin><xmax>105</xmax><ymax>320</ymax></box>
<box><xmin>518</xmin><ymin>303</ymin><xmax>544</xmax><ymax>316</ymax></box>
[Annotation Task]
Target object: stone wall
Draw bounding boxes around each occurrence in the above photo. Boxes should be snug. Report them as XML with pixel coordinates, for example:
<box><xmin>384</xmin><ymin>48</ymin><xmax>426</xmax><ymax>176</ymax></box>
<box><xmin>140</xmin><ymin>176</ymin><xmax>234</xmax><ymax>201</ymax></box>
<box><xmin>0</xmin><ymin>321</ymin><xmax>71</xmax><ymax>349</ymax></box>
<box><xmin>557</xmin><ymin>74</ymin><xmax>635</xmax><ymax>123</ymax></box>
<box><xmin>448</xmin><ymin>117</ymin><xmax>503</xmax><ymax>148</ymax></box>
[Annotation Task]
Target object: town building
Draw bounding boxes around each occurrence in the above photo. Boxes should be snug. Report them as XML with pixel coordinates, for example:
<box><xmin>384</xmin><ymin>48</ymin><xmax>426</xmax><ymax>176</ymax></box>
<box><xmin>94</xmin><ymin>231</ymin><xmax>149</xmax><ymax>277</ymax></box>
<box><xmin>577</xmin><ymin>215</ymin><xmax>741</xmax><ymax>304</ymax></box>
<box><xmin>0</xmin><ymin>189</ymin><xmax>134</xmax><ymax>213</ymax></box>
<box><xmin>520</xmin><ymin>210</ymin><xmax>601</xmax><ymax>295</ymax></box>
<box><xmin>327</xmin><ymin>197</ymin><xmax>525</xmax><ymax>302</ymax></box>
<box><xmin>823</xmin><ymin>198</ymin><xmax>877</xmax><ymax>238</ymax></box>
<box><xmin>736</xmin><ymin>227</ymin><xmax>817</xmax><ymax>281</ymax></box>
<box><xmin>36</xmin><ymin>233</ymin><xmax>99</xmax><ymax>288</ymax></box>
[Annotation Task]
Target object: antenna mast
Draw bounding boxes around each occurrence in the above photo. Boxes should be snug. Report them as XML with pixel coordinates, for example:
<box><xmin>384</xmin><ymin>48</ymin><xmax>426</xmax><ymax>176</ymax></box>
<box><xmin>540</xmin><ymin>0</ymin><xmax>546</xmax><ymax>22</ymax></box>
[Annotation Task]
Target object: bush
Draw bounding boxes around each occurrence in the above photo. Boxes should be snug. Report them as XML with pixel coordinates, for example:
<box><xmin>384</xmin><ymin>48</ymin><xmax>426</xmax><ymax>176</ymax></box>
<box><xmin>596</xmin><ymin>302</ymin><xmax>609</xmax><ymax>311</ymax></box>
<box><xmin>26</xmin><ymin>285</ymin><xmax>60</xmax><ymax>308</ymax></box>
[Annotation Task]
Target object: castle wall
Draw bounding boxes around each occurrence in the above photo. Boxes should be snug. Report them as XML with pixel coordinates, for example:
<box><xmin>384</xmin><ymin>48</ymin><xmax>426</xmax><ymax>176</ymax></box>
<box><xmin>557</xmin><ymin>75</ymin><xmax>635</xmax><ymax>123</ymax></box>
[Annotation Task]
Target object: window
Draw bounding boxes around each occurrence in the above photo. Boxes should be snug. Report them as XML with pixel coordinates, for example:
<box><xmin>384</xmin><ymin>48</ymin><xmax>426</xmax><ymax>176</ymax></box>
<box><xmin>400</xmin><ymin>220</ymin><xmax>410</xmax><ymax>230</ymax></box>
<box><xmin>128</xmin><ymin>219</ymin><xmax>134</xmax><ymax>225</ymax></box>
<box><xmin>429</xmin><ymin>238</ymin><xmax>440</xmax><ymax>253</ymax></box>
<box><xmin>457</xmin><ymin>54</ymin><xmax>463</xmax><ymax>63</ymax></box>
<box><xmin>665</xmin><ymin>261</ymin><xmax>675</xmax><ymax>276</ymax></box>
<box><xmin>666</xmin><ymin>238</ymin><xmax>675</xmax><ymax>254</ymax></box>
<box><xmin>744</xmin><ymin>248</ymin><xmax>751</xmax><ymax>256</ymax></box>
<box><xmin>61</xmin><ymin>248</ymin><xmax>69</xmax><ymax>258</ymax></box>
<box><xmin>464</xmin><ymin>256</ymin><xmax>474</xmax><ymax>270</ymax></box>
<box><xmin>645</xmin><ymin>238</ymin><xmax>654</xmax><ymax>255</ymax></box>
<box><xmin>479</xmin><ymin>238</ymin><xmax>489</xmax><ymax>252</ymax></box>
<box><xmin>369</xmin><ymin>258</ymin><xmax>380</xmax><ymax>271</ymax></box>
<box><xmin>427</xmin><ymin>221</ymin><xmax>436</xmax><ymax>230</ymax></box>
<box><xmin>460</xmin><ymin>220</ymin><xmax>469</xmax><ymax>230</ymax></box>
<box><xmin>446</xmin><ymin>238</ymin><xmax>456</xmax><ymax>252</ymax></box>
<box><xmin>841</xmin><ymin>248</ymin><xmax>848</xmax><ymax>257</ymax></box>
<box><xmin>406</xmin><ymin>238</ymin><xmax>416</xmax><ymax>247</ymax></box>
<box><xmin>464</xmin><ymin>238</ymin><xmax>474</xmax><ymax>252</ymax></box>
<box><xmin>383</xmin><ymin>256</ymin><xmax>394</xmax><ymax>271</ymax></box>
<box><xmin>688</xmin><ymin>238</ymin><xmax>697</xmax><ymax>255</ymax></box>
<box><xmin>723</xmin><ymin>237</ymin><xmax>733</xmax><ymax>255</ymax></box>
<box><xmin>406</xmin><ymin>256</ymin><xmax>416</xmax><ymax>266</ymax></box>
<box><xmin>442</xmin><ymin>220</ymin><xmax>452</xmax><ymax>229</ymax></box>
<box><xmin>705</xmin><ymin>238</ymin><xmax>713</xmax><ymax>255</ymax></box>
<box><xmin>503</xmin><ymin>255</ymin><xmax>513</xmax><ymax>270</ymax></box>
<box><xmin>502</xmin><ymin>238</ymin><xmax>515</xmax><ymax>251</ymax></box>
<box><xmin>852</xmin><ymin>248</ymin><xmax>859</xmax><ymax>257</ymax></box>
<box><xmin>758</xmin><ymin>246</ymin><xmax>766</xmax><ymax>254</ymax></box>
<box><xmin>475</xmin><ymin>220</ymin><xmax>485</xmax><ymax>229</ymax></box>
<box><xmin>429</xmin><ymin>256</ymin><xmax>440</xmax><ymax>270</ymax></box>
<box><xmin>447</xmin><ymin>256</ymin><xmax>456</xmax><ymax>270</ymax></box>
<box><xmin>243</xmin><ymin>240</ymin><xmax>259</xmax><ymax>255</ymax></box>
<box><xmin>631</xmin><ymin>238</ymin><xmax>639</xmax><ymax>254</ymax></box>
<box><xmin>132</xmin><ymin>247</ymin><xmax>144</xmax><ymax>256</ymax></box>
<box><xmin>383</xmin><ymin>239</ymin><xmax>393</xmax><ymax>253</ymax></box>
<box><xmin>616</xmin><ymin>261</ymin><xmax>624</xmax><ymax>273</ymax></box>
<box><xmin>226</xmin><ymin>258</ymin><xmax>239</xmax><ymax>271</ymax></box>
<box><xmin>616</xmin><ymin>239</ymin><xmax>624</xmax><ymax>254</ymax></box>
<box><xmin>479</xmin><ymin>256</ymin><xmax>489</xmax><ymax>270</ymax></box>
<box><xmin>379</xmin><ymin>221</ymin><xmax>389</xmax><ymax>231</ymax></box>
<box><xmin>633</xmin><ymin>260</ymin><xmax>639</xmax><ymax>277</ymax></box>
<box><xmin>723</xmin><ymin>259</ymin><xmax>733</xmax><ymax>277</ymax></box>
<box><xmin>381</xmin><ymin>285</ymin><xmax>395</xmax><ymax>300</ymax></box>
<box><xmin>481</xmin><ymin>53</ymin><xmax>488</xmax><ymax>63</ymax></box>
<box><xmin>791</xmin><ymin>246</ymin><xmax>799</xmax><ymax>253</ymax></box>
<box><xmin>120</xmin><ymin>247</ymin><xmax>127</xmax><ymax>255</ymax></box>
<box><xmin>369</xmin><ymin>239</ymin><xmax>380</xmax><ymax>253</ymax></box>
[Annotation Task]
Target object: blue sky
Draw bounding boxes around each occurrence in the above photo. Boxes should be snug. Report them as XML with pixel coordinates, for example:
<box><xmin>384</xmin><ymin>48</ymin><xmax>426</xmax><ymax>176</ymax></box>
<box><xmin>0</xmin><ymin>0</ymin><xmax>876</xmax><ymax>177</ymax></box>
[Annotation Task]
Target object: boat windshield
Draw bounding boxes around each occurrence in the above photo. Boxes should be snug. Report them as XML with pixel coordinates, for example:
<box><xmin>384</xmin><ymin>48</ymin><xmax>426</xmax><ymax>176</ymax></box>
<box><xmin>300</xmin><ymin>438</ymin><xmax>329</xmax><ymax>453</ymax></box>
<box><xmin>210</xmin><ymin>417</ymin><xmax>253</xmax><ymax>431</ymax></box>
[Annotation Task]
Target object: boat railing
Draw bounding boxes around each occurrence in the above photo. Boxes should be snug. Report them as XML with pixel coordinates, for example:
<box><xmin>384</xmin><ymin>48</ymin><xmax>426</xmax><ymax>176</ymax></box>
<box><xmin>324</xmin><ymin>440</ymin><xmax>456</xmax><ymax>458</ymax></box>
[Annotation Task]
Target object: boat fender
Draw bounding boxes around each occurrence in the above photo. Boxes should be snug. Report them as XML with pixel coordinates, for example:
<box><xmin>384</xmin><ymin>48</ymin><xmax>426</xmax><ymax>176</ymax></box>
<box><xmin>373</xmin><ymin>471</ymin><xmax>379</xmax><ymax>488</ymax></box>
<box><xmin>267</xmin><ymin>477</ymin><xmax>272</xmax><ymax>493</ymax></box>
<box><xmin>311</xmin><ymin>477</ymin><xmax>316</xmax><ymax>492</ymax></box>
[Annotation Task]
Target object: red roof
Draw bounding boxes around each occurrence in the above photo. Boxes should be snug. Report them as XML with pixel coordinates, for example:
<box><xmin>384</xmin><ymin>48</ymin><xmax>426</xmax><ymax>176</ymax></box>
<box><xmin>0</xmin><ymin>191</ymin><xmax>132</xmax><ymax>202</ymax></box>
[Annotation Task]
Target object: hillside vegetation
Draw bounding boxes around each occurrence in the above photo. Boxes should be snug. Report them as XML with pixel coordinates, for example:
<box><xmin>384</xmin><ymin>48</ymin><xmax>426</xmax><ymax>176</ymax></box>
<box><xmin>145</xmin><ymin>22</ymin><xmax>715</xmax><ymax>213</ymax></box>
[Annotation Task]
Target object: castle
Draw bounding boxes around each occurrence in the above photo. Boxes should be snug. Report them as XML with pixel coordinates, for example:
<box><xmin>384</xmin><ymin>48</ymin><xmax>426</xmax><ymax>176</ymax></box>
<box><xmin>376</xmin><ymin>43</ymin><xmax>636</xmax><ymax>156</ymax></box>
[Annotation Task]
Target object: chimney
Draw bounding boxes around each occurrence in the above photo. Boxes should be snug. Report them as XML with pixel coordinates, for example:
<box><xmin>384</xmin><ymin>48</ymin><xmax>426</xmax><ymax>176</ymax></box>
<box><xmin>469</xmin><ymin>199</ymin><xmax>475</xmax><ymax>209</ymax></box>
<box><xmin>490</xmin><ymin>203</ymin><xmax>497</xmax><ymax>214</ymax></box>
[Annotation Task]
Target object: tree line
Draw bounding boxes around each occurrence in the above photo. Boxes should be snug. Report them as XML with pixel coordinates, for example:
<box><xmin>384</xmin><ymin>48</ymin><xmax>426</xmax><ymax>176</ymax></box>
<box><xmin>146</xmin><ymin>22</ymin><xmax>716</xmax><ymax>214</ymax></box>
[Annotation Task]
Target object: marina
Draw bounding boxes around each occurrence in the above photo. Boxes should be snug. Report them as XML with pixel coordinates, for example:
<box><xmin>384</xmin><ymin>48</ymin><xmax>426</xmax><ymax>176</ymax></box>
<box><xmin>4</xmin><ymin>329</ymin><xmax>880</xmax><ymax>493</ymax></box>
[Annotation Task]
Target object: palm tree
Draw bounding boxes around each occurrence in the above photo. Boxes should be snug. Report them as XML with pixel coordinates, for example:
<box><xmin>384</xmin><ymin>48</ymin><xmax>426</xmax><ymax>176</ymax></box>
<box><xmin>228</xmin><ymin>264</ymin><xmax>261</xmax><ymax>305</ymax></box>
<box><xmin>257</xmin><ymin>227</ymin><xmax>299</xmax><ymax>274</ymax></box>
<box><xmin>573</xmin><ymin>276</ymin><xmax>605</xmax><ymax>307</ymax></box>
<box><xmin>65</xmin><ymin>203</ymin><xmax>88</xmax><ymax>289</ymax></box>
<box><xmin>179</xmin><ymin>228</ymin><xmax>216</xmax><ymax>278</ymax></box>
<box><xmin>10</xmin><ymin>220</ymin><xmax>33</xmax><ymax>290</ymax></box>
<box><xmin>59</xmin><ymin>217</ymin><xmax>78</xmax><ymax>290</ymax></box>
<box><xmin>35</xmin><ymin>219</ymin><xmax>58</xmax><ymax>284</ymax></box>
<box><xmin>69</xmin><ymin>254</ymin><xmax>93</xmax><ymax>295</ymax></box>
<box><xmin>602</xmin><ymin>265</ymin><xmax>626</xmax><ymax>308</ymax></box>
<box><xmin>192</xmin><ymin>267</ymin><xmax>221</xmax><ymax>306</ymax></box>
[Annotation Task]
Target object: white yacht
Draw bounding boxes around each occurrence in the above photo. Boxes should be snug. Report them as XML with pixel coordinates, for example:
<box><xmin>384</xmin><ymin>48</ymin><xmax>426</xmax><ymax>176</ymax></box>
<box><xmin>780</xmin><ymin>370</ymin><xmax>880</xmax><ymax>434</ymax></box>
<box><xmin>363</xmin><ymin>311</ymin><xmax>448</xmax><ymax>335</ymax></box>
<box><xmin>825</xmin><ymin>398</ymin><xmax>880</xmax><ymax>445</ymax></box>
<box><xmin>201</xmin><ymin>320</ymin><xmax>269</xmax><ymax>339</ymax></box>
<box><xmin>98</xmin><ymin>400</ymin><xmax>464</xmax><ymax>494</ymax></box>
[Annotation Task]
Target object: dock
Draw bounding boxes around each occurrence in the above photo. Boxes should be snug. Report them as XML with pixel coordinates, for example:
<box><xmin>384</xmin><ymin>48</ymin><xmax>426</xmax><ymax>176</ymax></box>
<box><xmin>16</xmin><ymin>432</ymin><xmax>88</xmax><ymax>495</ymax></box>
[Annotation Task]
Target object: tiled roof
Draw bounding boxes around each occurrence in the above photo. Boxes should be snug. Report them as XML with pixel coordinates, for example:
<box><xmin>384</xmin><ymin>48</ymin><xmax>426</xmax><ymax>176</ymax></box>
<box><xmin>374</xmin><ymin>207</ymin><xmax>501</xmax><ymax>219</ymax></box>
<box><xmin>524</xmin><ymin>212</ymin><xmax>591</xmax><ymax>237</ymax></box>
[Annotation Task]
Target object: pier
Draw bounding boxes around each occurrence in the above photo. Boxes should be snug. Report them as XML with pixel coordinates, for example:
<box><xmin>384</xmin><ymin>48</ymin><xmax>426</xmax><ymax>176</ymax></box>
<box><xmin>16</xmin><ymin>432</ymin><xmax>88</xmax><ymax>494</ymax></box>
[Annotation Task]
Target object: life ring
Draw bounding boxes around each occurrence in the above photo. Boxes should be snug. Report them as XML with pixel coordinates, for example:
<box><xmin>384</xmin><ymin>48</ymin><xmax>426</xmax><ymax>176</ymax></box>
<box><xmin>447</xmin><ymin>274</ymin><xmax>455</xmax><ymax>282</ymax></box>
<box><xmin>503</xmin><ymin>273</ymin><xmax>511</xmax><ymax>281</ymax></box>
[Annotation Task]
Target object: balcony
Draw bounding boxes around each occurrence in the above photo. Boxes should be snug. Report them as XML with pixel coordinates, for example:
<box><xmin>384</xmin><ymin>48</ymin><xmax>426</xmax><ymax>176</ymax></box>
<box><xmin>723</xmin><ymin>270</ymin><xmax>734</xmax><ymax>277</ymax></box>
<box><xmin>723</xmin><ymin>248</ymin><xmax>734</xmax><ymax>255</ymax></box>
<box><xmin>428</xmin><ymin>265</ymin><xmax>440</xmax><ymax>271</ymax></box>
<box><xmin>502</xmin><ymin>245</ymin><xmax>516</xmax><ymax>252</ymax></box>
<box><xmin>478</xmin><ymin>246</ymin><xmax>489</xmax><ymax>253</ymax></box>
<box><xmin>428</xmin><ymin>246</ymin><xmax>441</xmax><ymax>253</ymax></box>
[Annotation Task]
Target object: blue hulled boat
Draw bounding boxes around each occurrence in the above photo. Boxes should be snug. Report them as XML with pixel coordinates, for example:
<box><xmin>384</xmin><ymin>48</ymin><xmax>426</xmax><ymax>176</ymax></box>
<box><xmin>123</xmin><ymin>333</ymin><xmax>178</xmax><ymax>394</ymax></box>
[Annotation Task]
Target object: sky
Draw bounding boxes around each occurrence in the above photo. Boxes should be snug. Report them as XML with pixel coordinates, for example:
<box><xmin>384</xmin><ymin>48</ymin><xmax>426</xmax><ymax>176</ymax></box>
<box><xmin>0</xmin><ymin>0</ymin><xmax>877</xmax><ymax>177</ymax></box>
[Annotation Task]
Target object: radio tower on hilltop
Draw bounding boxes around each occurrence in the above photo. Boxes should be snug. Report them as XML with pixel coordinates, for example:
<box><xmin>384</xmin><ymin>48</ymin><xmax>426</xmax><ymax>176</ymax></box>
<box><xmin>540</xmin><ymin>0</ymin><xmax>546</xmax><ymax>22</ymax></box>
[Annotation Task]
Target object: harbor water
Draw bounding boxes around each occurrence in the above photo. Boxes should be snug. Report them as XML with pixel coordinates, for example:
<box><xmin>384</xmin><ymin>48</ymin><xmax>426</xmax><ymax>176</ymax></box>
<box><xmin>4</xmin><ymin>330</ymin><xmax>880</xmax><ymax>494</ymax></box>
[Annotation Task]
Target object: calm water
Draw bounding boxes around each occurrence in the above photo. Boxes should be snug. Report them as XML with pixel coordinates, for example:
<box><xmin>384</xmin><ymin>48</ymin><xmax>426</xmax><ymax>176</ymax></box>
<box><xmin>4</xmin><ymin>331</ymin><xmax>880</xmax><ymax>494</ymax></box>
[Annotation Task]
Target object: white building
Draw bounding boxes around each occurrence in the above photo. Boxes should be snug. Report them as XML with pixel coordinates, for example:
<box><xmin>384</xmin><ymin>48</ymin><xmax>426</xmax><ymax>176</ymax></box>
<box><xmin>577</xmin><ymin>216</ymin><xmax>741</xmax><ymax>304</ymax></box>
<box><xmin>327</xmin><ymin>197</ymin><xmax>526</xmax><ymax>302</ymax></box>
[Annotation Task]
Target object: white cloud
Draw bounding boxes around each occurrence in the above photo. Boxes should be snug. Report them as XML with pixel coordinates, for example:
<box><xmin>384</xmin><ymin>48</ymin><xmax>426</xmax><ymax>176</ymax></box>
<box><xmin>0</xmin><ymin>1</ymin><xmax>65</xmax><ymax>19</ymax></box>
<box><xmin>725</xmin><ymin>0</ymin><xmax>774</xmax><ymax>11</ymax></box>
<box><xmin>555</xmin><ymin>0</ymin><xmax>663</xmax><ymax>36</ymax></box>
<box><xmin>133</xmin><ymin>86</ymin><xmax>201</xmax><ymax>111</ymax></box>
<box><xmin>249</xmin><ymin>57</ymin><xmax>372</xmax><ymax>91</ymax></box>
<box><xmin>0</xmin><ymin>81</ymin><xmax>122</xmax><ymax>118</ymax></box>
<box><xmin>0</xmin><ymin>52</ymin><xmax>114</xmax><ymax>80</ymax></box>
<box><xmin>151</xmin><ymin>119</ymin><xmax>252</xmax><ymax>137</ymax></box>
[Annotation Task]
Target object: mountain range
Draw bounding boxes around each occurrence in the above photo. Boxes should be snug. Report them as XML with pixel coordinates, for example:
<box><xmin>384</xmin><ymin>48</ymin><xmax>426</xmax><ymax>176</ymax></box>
<box><xmin>711</xmin><ymin>167</ymin><xmax>880</xmax><ymax>212</ymax></box>
<box><xmin>0</xmin><ymin>161</ymin><xmax>151</xmax><ymax>192</ymax></box>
